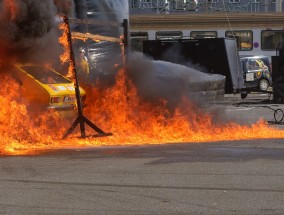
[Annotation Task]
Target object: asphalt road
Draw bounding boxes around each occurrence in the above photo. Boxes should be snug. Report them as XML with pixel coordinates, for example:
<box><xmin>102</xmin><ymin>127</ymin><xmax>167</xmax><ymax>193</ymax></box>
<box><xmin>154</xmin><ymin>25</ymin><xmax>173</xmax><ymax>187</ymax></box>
<box><xmin>0</xmin><ymin>93</ymin><xmax>283</xmax><ymax>215</ymax></box>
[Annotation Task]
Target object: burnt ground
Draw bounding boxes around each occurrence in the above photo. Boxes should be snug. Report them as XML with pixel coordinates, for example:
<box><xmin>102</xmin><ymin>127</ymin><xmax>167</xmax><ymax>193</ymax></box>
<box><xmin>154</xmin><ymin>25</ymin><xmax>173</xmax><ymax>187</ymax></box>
<box><xmin>0</xmin><ymin>93</ymin><xmax>283</xmax><ymax>215</ymax></box>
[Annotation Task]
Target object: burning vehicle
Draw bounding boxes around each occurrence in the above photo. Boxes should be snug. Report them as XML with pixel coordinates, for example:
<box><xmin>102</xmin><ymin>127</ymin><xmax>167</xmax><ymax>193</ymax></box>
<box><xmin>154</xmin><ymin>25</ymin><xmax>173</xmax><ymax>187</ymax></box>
<box><xmin>7</xmin><ymin>63</ymin><xmax>86</xmax><ymax>111</ymax></box>
<box><xmin>1</xmin><ymin>0</ymin><xmax>284</xmax><ymax>156</ymax></box>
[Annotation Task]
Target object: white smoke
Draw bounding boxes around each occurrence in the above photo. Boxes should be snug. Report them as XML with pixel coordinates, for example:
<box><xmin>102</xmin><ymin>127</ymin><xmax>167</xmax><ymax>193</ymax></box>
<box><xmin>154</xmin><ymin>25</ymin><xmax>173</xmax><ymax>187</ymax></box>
<box><xmin>102</xmin><ymin>0</ymin><xmax>129</xmax><ymax>20</ymax></box>
<box><xmin>127</xmin><ymin>53</ymin><xmax>225</xmax><ymax>108</ymax></box>
<box><xmin>80</xmin><ymin>0</ymin><xmax>129</xmax><ymax>21</ymax></box>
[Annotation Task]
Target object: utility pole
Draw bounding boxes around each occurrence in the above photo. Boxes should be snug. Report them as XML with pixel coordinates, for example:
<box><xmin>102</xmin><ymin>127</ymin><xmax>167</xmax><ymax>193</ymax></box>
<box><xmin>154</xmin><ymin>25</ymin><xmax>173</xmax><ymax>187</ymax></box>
<box><xmin>276</xmin><ymin>0</ymin><xmax>283</xmax><ymax>12</ymax></box>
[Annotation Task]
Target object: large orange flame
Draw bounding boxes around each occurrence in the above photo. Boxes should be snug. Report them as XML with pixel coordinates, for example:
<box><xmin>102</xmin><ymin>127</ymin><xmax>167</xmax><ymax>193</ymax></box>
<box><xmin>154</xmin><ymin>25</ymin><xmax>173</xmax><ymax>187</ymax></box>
<box><xmin>1</xmin><ymin>17</ymin><xmax>283</xmax><ymax>156</ymax></box>
<box><xmin>58</xmin><ymin>19</ymin><xmax>74</xmax><ymax>78</ymax></box>
<box><xmin>1</xmin><ymin>68</ymin><xmax>284</xmax><ymax>156</ymax></box>
<box><xmin>83</xmin><ymin>69</ymin><xmax>284</xmax><ymax>144</ymax></box>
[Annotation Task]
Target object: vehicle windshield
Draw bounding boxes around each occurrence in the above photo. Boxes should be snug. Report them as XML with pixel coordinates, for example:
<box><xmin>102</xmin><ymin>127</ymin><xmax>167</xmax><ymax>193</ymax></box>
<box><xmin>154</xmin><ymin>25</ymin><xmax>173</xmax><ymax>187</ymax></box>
<box><xmin>244</xmin><ymin>58</ymin><xmax>270</xmax><ymax>72</ymax></box>
<box><xmin>21</xmin><ymin>66</ymin><xmax>71</xmax><ymax>84</ymax></box>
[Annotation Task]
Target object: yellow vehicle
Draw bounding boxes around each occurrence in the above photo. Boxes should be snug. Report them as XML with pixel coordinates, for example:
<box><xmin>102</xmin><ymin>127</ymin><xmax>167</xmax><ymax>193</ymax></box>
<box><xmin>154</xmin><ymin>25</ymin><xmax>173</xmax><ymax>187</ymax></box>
<box><xmin>11</xmin><ymin>64</ymin><xmax>86</xmax><ymax>110</ymax></box>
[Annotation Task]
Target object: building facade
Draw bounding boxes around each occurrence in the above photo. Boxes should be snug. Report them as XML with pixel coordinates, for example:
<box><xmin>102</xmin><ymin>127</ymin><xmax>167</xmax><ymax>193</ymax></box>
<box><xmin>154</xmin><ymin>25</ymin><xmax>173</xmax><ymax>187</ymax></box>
<box><xmin>129</xmin><ymin>0</ymin><xmax>283</xmax><ymax>14</ymax></box>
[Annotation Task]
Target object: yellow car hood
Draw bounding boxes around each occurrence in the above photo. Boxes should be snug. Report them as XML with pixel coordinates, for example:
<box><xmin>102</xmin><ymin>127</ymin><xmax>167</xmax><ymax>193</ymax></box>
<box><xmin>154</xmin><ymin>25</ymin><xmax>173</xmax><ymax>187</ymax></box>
<box><xmin>43</xmin><ymin>83</ymin><xmax>85</xmax><ymax>96</ymax></box>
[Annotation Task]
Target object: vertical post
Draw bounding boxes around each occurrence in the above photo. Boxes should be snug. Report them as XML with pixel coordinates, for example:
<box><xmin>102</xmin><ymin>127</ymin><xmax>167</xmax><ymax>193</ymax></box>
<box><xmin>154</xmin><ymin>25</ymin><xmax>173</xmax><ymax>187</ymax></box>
<box><xmin>276</xmin><ymin>0</ymin><xmax>283</xmax><ymax>12</ymax></box>
<box><xmin>122</xmin><ymin>19</ymin><xmax>129</xmax><ymax>67</ymax></box>
<box><xmin>123</xmin><ymin>19</ymin><xmax>128</xmax><ymax>53</ymax></box>
<box><xmin>63</xmin><ymin>16</ymin><xmax>86</xmax><ymax>138</ymax></box>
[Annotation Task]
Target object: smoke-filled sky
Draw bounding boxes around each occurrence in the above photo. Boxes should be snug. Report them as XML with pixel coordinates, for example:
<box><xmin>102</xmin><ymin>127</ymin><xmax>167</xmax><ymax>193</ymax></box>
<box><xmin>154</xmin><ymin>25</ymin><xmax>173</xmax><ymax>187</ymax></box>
<box><xmin>0</xmin><ymin>0</ymin><xmax>74</xmax><ymax>64</ymax></box>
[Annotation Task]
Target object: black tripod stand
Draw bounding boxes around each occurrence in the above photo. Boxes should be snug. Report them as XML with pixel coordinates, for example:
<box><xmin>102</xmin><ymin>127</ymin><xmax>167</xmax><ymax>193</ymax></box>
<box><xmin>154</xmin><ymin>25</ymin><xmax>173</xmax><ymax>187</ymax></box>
<box><xmin>62</xmin><ymin>16</ymin><xmax>112</xmax><ymax>139</ymax></box>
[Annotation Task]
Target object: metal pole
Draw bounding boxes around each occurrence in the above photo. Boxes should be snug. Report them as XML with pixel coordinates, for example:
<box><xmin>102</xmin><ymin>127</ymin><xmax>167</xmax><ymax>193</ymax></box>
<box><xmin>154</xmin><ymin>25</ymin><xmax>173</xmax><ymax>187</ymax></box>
<box><xmin>62</xmin><ymin>15</ymin><xmax>112</xmax><ymax>139</ymax></box>
<box><xmin>63</xmin><ymin>15</ymin><xmax>86</xmax><ymax>137</ymax></box>
<box><xmin>122</xmin><ymin>19</ymin><xmax>129</xmax><ymax>66</ymax></box>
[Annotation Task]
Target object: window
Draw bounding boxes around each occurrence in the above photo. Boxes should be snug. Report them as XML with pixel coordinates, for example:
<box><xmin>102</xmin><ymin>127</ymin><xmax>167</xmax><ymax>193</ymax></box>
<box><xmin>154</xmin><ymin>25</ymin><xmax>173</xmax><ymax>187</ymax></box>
<box><xmin>190</xmin><ymin>31</ymin><xmax>218</xmax><ymax>39</ymax></box>
<box><xmin>225</xmin><ymin>30</ymin><xmax>253</xmax><ymax>51</ymax></box>
<box><xmin>21</xmin><ymin>66</ymin><xmax>71</xmax><ymax>84</ymax></box>
<box><xmin>261</xmin><ymin>30</ymin><xmax>284</xmax><ymax>50</ymax></box>
<box><xmin>156</xmin><ymin>31</ymin><xmax>183</xmax><ymax>40</ymax></box>
<box><xmin>130</xmin><ymin>32</ymin><xmax>149</xmax><ymax>52</ymax></box>
<box><xmin>228</xmin><ymin>0</ymin><xmax>240</xmax><ymax>3</ymax></box>
<box><xmin>251</xmin><ymin>0</ymin><xmax>260</xmax><ymax>3</ymax></box>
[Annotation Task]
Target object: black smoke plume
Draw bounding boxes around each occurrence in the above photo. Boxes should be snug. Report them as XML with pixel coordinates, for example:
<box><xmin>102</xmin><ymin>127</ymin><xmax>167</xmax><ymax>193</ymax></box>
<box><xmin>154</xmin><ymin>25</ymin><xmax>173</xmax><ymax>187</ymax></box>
<box><xmin>0</xmin><ymin>0</ymin><xmax>74</xmax><ymax>65</ymax></box>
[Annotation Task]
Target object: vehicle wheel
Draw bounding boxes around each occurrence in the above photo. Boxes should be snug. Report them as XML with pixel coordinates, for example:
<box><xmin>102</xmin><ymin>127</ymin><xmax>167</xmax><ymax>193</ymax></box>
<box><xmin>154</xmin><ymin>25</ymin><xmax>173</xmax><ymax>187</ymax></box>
<box><xmin>259</xmin><ymin>79</ymin><xmax>269</xmax><ymax>91</ymax></box>
<box><xmin>241</xmin><ymin>92</ymin><xmax>247</xmax><ymax>99</ymax></box>
<box><xmin>274</xmin><ymin>109</ymin><xmax>284</xmax><ymax>124</ymax></box>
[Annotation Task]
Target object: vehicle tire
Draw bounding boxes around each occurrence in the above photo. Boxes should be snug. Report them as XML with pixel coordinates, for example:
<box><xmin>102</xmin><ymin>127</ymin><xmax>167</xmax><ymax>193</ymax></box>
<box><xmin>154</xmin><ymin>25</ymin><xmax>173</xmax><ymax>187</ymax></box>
<box><xmin>274</xmin><ymin>109</ymin><xmax>284</xmax><ymax>124</ymax></box>
<box><xmin>259</xmin><ymin>79</ymin><xmax>269</xmax><ymax>91</ymax></box>
<box><xmin>241</xmin><ymin>92</ymin><xmax>248</xmax><ymax>99</ymax></box>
